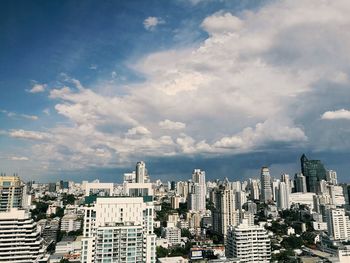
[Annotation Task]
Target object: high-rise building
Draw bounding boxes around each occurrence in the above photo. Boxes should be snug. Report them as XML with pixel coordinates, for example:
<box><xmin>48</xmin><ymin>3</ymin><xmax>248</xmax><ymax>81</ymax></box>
<box><xmin>188</xmin><ymin>169</ymin><xmax>206</xmax><ymax>213</ymax></box>
<box><xmin>212</xmin><ymin>188</ymin><xmax>239</xmax><ymax>239</ymax></box>
<box><xmin>260</xmin><ymin>167</ymin><xmax>272</xmax><ymax>203</ymax></box>
<box><xmin>327</xmin><ymin>170</ymin><xmax>338</xmax><ymax>185</ymax></box>
<box><xmin>277</xmin><ymin>182</ymin><xmax>289</xmax><ymax>210</ymax></box>
<box><xmin>326</xmin><ymin>208</ymin><xmax>350</xmax><ymax>241</ymax></box>
<box><xmin>0</xmin><ymin>209</ymin><xmax>46</xmax><ymax>262</ymax></box>
<box><xmin>248</xmin><ymin>179</ymin><xmax>260</xmax><ymax>200</ymax></box>
<box><xmin>301</xmin><ymin>154</ymin><xmax>327</xmax><ymax>193</ymax></box>
<box><xmin>136</xmin><ymin>161</ymin><xmax>149</xmax><ymax>183</ymax></box>
<box><xmin>226</xmin><ymin>221</ymin><xmax>271</xmax><ymax>262</ymax></box>
<box><xmin>294</xmin><ymin>173</ymin><xmax>307</xmax><ymax>193</ymax></box>
<box><xmin>81</xmin><ymin>196</ymin><xmax>156</xmax><ymax>263</ymax></box>
<box><xmin>0</xmin><ymin>175</ymin><xmax>27</xmax><ymax>212</ymax></box>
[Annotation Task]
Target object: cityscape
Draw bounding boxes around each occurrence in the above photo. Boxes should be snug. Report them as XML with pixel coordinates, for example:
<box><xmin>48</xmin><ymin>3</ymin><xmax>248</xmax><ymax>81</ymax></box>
<box><xmin>1</xmin><ymin>155</ymin><xmax>350</xmax><ymax>262</ymax></box>
<box><xmin>2</xmin><ymin>0</ymin><xmax>350</xmax><ymax>263</ymax></box>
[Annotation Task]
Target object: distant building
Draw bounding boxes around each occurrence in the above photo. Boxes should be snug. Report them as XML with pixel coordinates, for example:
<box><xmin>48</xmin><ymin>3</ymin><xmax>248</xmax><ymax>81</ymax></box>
<box><xmin>226</xmin><ymin>221</ymin><xmax>271</xmax><ymax>263</ymax></box>
<box><xmin>300</xmin><ymin>154</ymin><xmax>327</xmax><ymax>193</ymax></box>
<box><xmin>188</xmin><ymin>169</ymin><xmax>206</xmax><ymax>213</ymax></box>
<box><xmin>0</xmin><ymin>175</ymin><xmax>27</xmax><ymax>212</ymax></box>
<box><xmin>294</xmin><ymin>173</ymin><xmax>307</xmax><ymax>193</ymax></box>
<box><xmin>162</xmin><ymin>226</ymin><xmax>181</xmax><ymax>246</ymax></box>
<box><xmin>327</xmin><ymin>170</ymin><xmax>338</xmax><ymax>185</ymax></box>
<box><xmin>60</xmin><ymin>214</ymin><xmax>81</xmax><ymax>232</ymax></box>
<box><xmin>260</xmin><ymin>167</ymin><xmax>272</xmax><ymax>203</ymax></box>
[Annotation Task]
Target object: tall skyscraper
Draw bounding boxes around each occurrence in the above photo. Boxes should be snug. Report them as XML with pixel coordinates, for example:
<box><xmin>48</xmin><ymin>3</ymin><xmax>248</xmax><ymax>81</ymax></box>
<box><xmin>135</xmin><ymin>161</ymin><xmax>149</xmax><ymax>183</ymax></box>
<box><xmin>0</xmin><ymin>209</ymin><xmax>46</xmax><ymax>262</ymax></box>
<box><xmin>81</xmin><ymin>196</ymin><xmax>156</xmax><ymax>263</ymax></box>
<box><xmin>226</xmin><ymin>221</ymin><xmax>271</xmax><ymax>262</ymax></box>
<box><xmin>188</xmin><ymin>169</ymin><xmax>206</xmax><ymax>213</ymax></box>
<box><xmin>0</xmin><ymin>175</ymin><xmax>27</xmax><ymax>212</ymax></box>
<box><xmin>212</xmin><ymin>187</ymin><xmax>239</xmax><ymax>239</ymax></box>
<box><xmin>260</xmin><ymin>167</ymin><xmax>272</xmax><ymax>203</ymax></box>
<box><xmin>301</xmin><ymin>154</ymin><xmax>327</xmax><ymax>193</ymax></box>
<box><xmin>248</xmin><ymin>179</ymin><xmax>260</xmax><ymax>200</ymax></box>
<box><xmin>294</xmin><ymin>173</ymin><xmax>307</xmax><ymax>193</ymax></box>
<box><xmin>277</xmin><ymin>182</ymin><xmax>289</xmax><ymax>210</ymax></box>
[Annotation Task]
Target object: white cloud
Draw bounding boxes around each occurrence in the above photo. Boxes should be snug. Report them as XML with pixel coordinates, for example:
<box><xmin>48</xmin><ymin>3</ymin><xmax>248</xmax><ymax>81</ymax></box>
<box><xmin>9</xmin><ymin>129</ymin><xmax>51</xmax><ymax>141</ymax></box>
<box><xmin>10</xmin><ymin>156</ymin><xmax>29</xmax><ymax>161</ymax></box>
<box><xmin>159</xmin><ymin>119</ymin><xmax>186</xmax><ymax>130</ymax></box>
<box><xmin>28</xmin><ymin>83</ymin><xmax>46</xmax><ymax>93</ymax></box>
<box><xmin>1</xmin><ymin>110</ymin><xmax>38</xmax><ymax>121</ymax></box>
<box><xmin>201</xmin><ymin>12</ymin><xmax>243</xmax><ymax>35</ymax></box>
<box><xmin>9</xmin><ymin>0</ymin><xmax>350</xmax><ymax>172</ymax></box>
<box><xmin>321</xmin><ymin>109</ymin><xmax>350</xmax><ymax>120</ymax></box>
<box><xmin>143</xmin><ymin>16</ymin><xmax>165</xmax><ymax>31</ymax></box>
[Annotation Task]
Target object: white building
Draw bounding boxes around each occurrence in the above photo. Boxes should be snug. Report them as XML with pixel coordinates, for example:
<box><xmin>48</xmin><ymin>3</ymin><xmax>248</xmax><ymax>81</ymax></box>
<box><xmin>0</xmin><ymin>209</ymin><xmax>46</xmax><ymax>262</ymax></box>
<box><xmin>327</xmin><ymin>170</ymin><xmax>338</xmax><ymax>185</ymax></box>
<box><xmin>82</xmin><ymin>180</ymin><xmax>114</xmax><ymax>196</ymax></box>
<box><xmin>60</xmin><ymin>214</ymin><xmax>82</xmax><ymax>232</ymax></box>
<box><xmin>338</xmin><ymin>246</ymin><xmax>350</xmax><ymax>263</ymax></box>
<box><xmin>162</xmin><ymin>226</ymin><xmax>181</xmax><ymax>246</ymax></box>
<box><xmin>277</xmin><ymin>181</ymin><xmax>289</xmax><ymax>210</ymax></box>
<box><xmin>326</xmin><ymin>208</ymin><xmax>350</xmax><ymax>241</ymax></box>
<box><xmin>81</xmin><ymin>196</ymin><xmax>156</xmax><ymax>263</ymax></box>
<box><xmin>212</xmin><ymin>188</ymin><xmax>239</xmax><ymax>238</ymax></box>
<box><xmin>188</xmin><ymin>169</ymin><xmax>206</xmax><ymax>213</ymax></box>
<box><xmin>289</xmin><ymin>192</ymin><xmax>315</xmax><ymax>210</ymax></box>
<box><xmin>260</xmin><ymin>167</ymin><xmax>272</xmax><ymax>203</ymax></box>
<box><xmin>294</xmin><ymin>173</ymin><xmax>307</xmax><ymax>193</ymax></box>
<box><xmin>226</xmin><ymin>221</ymin><xmax>271</xmax><ymax>263</ymax></box>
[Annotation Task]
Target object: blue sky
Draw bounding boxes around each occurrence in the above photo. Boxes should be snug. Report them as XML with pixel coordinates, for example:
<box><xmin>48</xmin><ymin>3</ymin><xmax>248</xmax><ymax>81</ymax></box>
<box><xmin>1</xmin><ymin>0</ymin><xmax>350</xmax><ymax>183</ymax></box>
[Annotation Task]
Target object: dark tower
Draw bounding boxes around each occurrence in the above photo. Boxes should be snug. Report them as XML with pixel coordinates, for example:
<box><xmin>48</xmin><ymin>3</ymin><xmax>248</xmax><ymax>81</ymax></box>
<box><xmin>300</xmin><ymin>154</ymin><xmax>326</xmax><ymax>193</ymax></box>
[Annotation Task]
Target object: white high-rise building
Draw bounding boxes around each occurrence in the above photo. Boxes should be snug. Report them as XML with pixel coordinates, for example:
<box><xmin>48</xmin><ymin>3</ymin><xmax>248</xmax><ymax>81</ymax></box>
<box><xmin>277</xmin><ymin>182</ymin><xmax>289</xmax><ymax>210</ymax></box>
<box><xmin>295</xmin><ymin>173</ymin><xmax>307</xmax><ymax>193</ymax></box>
<box><xmin>81</xmin><ymin>196</ymin><xmax>156</xmax><ymax>263</ymax></box>
<box><xmin>136</xmin><ymin>161</ymin><xmax>149</xmax><ymax>183</ymax></box>
<box><xmin>212</xmin><ymin>188</ymin><xmax>239</xmax><ymax>239</ymax></box>
<box><xmin>327</xmin><ymin>170</ymin><xmax>338</xmax><ymax>185</ymax></box>
<box><xmin>326</xmin><ymin>208</ymin><xmax>350</xmax><ymax>241</ymax></box>
<box><xmin>188</xmin><ymin>169</ymin><xmax>206</xmax><ymax>213</ymax></box>
<box><xmin>226</xmin><ymin>221</ymin><xmax>271</xmax><ymax>263</ymax></box>
<box><xmin>329</xmin><ymin>185</ymin><xmax>346</xmax><ymax>207</ymax></box>
<box><xmin>0</xmin><ymin>209</ymin><xmax>46</xmax><ymax>262</ymax></box>
<box><xmin>260</xmin><ymin>167</ymin><xmax>272</xmax><ymax>203</ymax></box>
<box><xmin>248</xmin><ymin>179</ymin><xmax>260</xmax><ymax>200</ymax></box>
<box><xmin>0</xmin><ymin>175</ymin><xmax>27</xmax><ymax>212</ymax></box>
<box><xmin>162</xmin><ymin>226</ymin><xmax>181</xmax><ymax>246</ymax></box>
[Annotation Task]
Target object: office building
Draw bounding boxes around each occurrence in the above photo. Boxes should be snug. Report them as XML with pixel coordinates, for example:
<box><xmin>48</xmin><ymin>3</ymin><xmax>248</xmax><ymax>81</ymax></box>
<box><xmin>226</xmin><ymin>221</ymin><xmax>271</xmax><ymax>262</ymax></box>
<box><xmin>162</xmin><ymin>226</ymin><xmax>181</xmax><ymax>246</ymax></box>
<box><xmin>277</xmin><ymin>181</ymin><xmax>289</xmax><ymax>210</ymax></box>
<box><xmin>300</xmin><ymin>154</ymin><xmax>327</xmax><ymax>193</ymax></box>
<box><xmin>136</xmin><ymin>161</ymin><xmax>149</xmax><ymax>183</ymax></box>
<box><xmin>260</xmin><ymin>167</ymin><xmax>272</xmax><ymax>203</ymax></box>
<box><xmin>60</xmin><ymin>214</ymin><xmax>82</xmax><ymax>233</ymax></box>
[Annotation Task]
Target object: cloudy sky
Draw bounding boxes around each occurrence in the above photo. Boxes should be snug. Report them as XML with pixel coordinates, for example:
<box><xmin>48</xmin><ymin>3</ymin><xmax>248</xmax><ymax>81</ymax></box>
<box><xmin>1</xmin><ymin>0</ymin><xmax>350</xmax><ymax>183</ymax></box>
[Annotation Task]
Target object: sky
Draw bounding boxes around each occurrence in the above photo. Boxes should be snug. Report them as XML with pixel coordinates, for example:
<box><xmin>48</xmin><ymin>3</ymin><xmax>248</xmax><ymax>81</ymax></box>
<box><xmin>1</xmin><ymin>0</ymin><xmax>350</xmax><ymax>183</ymax></box>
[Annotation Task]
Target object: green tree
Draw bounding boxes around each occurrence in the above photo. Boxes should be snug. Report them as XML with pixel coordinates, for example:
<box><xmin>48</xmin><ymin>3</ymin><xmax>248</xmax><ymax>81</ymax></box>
<box><xmin>156</xmin><ymin>246</ymin><xmax>169</xmax><ymax>258</ymax></box>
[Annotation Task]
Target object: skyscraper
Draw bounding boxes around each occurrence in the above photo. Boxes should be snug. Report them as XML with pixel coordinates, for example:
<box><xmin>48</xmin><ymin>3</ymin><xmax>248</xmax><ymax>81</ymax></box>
<box><xmin>327</xmin><ymin>170</ymin><xmax>338</xmax><ymax>185</ymax></box>
<box><xmin>212</xmin><ymin>187</ymin><xmax>239</xmax><ymax>239</ymax></box>
<box><xmin>301</xmin><ymin>154</ymin><xmax>327</xmax><ymax>193</ymax></box>
<box><xmin>135</xmin><ymin>161</ymin><xmax>149</xmax><ymax>183</ymax></box>
<box><xmin>188</xmin><ymin>169</ymin><xmax>206</xmax><ymax>213</ymax></box>
<box><xmin>260</xmin><ymin>167</ymin><xmax>272</xmax><ymax>203</ymax></box>
<box><xmin>0</xmin><ymin>175</ymin><xmax>27</xmax><ymax>212</ymax></box>
<box><xmin>326</xmin><ymin>208</ymin><xmax>350</xmax><ymax>241</ymax></box>
<box><xmin>277</xmin><ymin>182</ymin><xmax>289</xmax><ymax>210</ymax></box>
<box><xmin>294</xmin><ymin>173</ymin><xmax>307</xmax><ymax>193</ymax></box>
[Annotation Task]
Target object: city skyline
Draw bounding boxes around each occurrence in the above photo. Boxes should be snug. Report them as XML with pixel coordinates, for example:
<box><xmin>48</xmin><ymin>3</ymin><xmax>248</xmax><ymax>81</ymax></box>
<box><xmin>1</xmin><ymin>0</ymin><xmax>350</xmax><ymax>182</ymax></box>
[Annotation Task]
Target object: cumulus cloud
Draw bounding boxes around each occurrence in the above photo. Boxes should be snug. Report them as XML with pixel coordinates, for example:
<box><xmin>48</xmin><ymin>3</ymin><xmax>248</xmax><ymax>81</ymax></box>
<box><xmin>9</xmin><ymin>129</ymin><xmax>51</xmax><ymax>140</ymax></box>
<box><xmin>321</xmin><ymin>109</ymin><xmax>350</xmax><ymax>120</ymax></box>
<box><xmin>159</xmin><ymin>120</ymin><xmax>186</xmax><ymax>130</ymax></box>
<box><xmin>143</xmin><ymin>16</ymin><xmax>165</xmax><ymax>31</ymax></box>
<box><xmin>28</xmin><ymin>83</ymin><xmax>46</xmax><ymax>93</ymax></box>
<box><xmin>10</xmin><ymin>156</ymin><xmax>29</xmax><ymax>161</ymax></box>
<box><xmin>8</xmin><ymin>0</ymin><xmax>350</xmax><ymax>171</ymax></box>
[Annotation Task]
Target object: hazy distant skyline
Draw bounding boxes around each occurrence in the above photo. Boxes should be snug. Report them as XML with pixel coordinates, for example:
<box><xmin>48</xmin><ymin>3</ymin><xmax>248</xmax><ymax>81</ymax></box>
<box><xmin>1</xmin><ymin>0</ymin><xmax>350</xmax><ymax>182</ymax></box>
